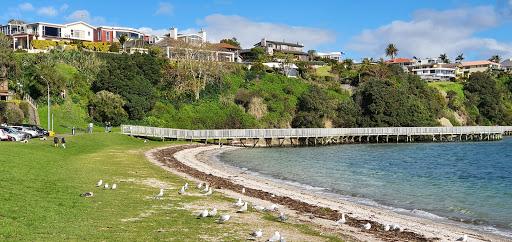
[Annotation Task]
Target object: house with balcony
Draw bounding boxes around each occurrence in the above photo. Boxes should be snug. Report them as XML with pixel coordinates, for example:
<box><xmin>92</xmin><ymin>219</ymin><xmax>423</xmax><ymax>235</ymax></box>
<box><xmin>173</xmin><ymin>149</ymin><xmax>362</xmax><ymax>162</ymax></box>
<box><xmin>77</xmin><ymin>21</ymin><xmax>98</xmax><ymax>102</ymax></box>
<box><xmin>252</xmin><ymin>38</ymin><xmax>308</xmax><ymax>61</ymax></box>
<box><xmin>164</xmin><ymin>27</ymin><xmax>207</xmax><ymax>44</ymax></box>
<box><xmin>460</xmin><ymin>60</ymin><xmax>500</xmax><ymax>77</ymax></box>
<box><xmin>94</xmin><ymin>26</ymin><xmax>150</xmax><ymax>43</ymax></box>
<box><xmin>412</xmin><ymin>65</ymin><xmax>457</xmax><ymax>81</ymax></box>
<box><xmin>316</xmin><ymin>52</ymin><xmax>343</xmax><ymax>62</ymax></box>
<box><xmin>500</xmin><ymin>59</ymin><xmax>512</xmax><ymax>71</ymax></box>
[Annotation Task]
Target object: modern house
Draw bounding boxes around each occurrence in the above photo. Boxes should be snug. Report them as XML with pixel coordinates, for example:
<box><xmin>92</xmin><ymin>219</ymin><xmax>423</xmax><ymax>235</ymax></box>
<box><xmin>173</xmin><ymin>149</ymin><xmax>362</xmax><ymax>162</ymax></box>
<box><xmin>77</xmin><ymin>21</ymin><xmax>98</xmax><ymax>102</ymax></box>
<box><xmin>386</xmin><ymin>58</ymin><xmax>417</xmax><ymax>72</ymax></box>
<box><xmin>154</xmin><ymin>37</ymin><xmax>238</xmax><ymax>62</ymax></box>
<box><xmin>501</xmin><ymin>59</ymin><xmax>512</xmax><ymax>71</ymax></box>
<box><xmin>253</xmin><ymin>38</ymin><xmax>308</xmax><ymax>61</ymax></box>
<box><xmin>94</xmin><ymin>26</ymin><xmax>149</xmax><ymax>43</ymax></box>
<box><xmin>412</xmin><ymin>66</ymin><xmax>456</xmax><ymax>81</ymax></box>
<box><xmin>167</xmin><ymin>27</ymin><xmax>207</xmax><ymax>44</ymax></box>
<box><xmin>460</xmin><ymin>60</ymin><xmax>500</xmax><ymax>77</ymax></box>
<box><xmin>316</xmin><ymin>52</ymin><xmax>343</xmax><ymax>62</ymax></box>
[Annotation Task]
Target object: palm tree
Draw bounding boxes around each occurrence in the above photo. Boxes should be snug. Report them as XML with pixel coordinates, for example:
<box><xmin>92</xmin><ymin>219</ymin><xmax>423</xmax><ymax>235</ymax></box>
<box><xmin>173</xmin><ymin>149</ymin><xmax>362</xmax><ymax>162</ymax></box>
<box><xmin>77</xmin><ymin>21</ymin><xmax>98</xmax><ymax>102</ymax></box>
<box><xmin>439</xmin><ymin>53</ymin><xmax>450</xmax><ymax>63</ymax></box>
<box><xmin>307</xmin><ymin>50</ymin><xmax>317</xmax><ymax>61</ymax></box>
<box><xmin>489</xmin><ymin>55</ymin><xmax>501</xmax><ymax>63</ymax></box>
<box><xmin>119</xmin><ymin>34</ymin><xmax>128</xmax><ymax>52</ymax></box>
<box><xmin>455</xmin><ymin>53</ymin><xmax>464</xmax><ymax>63</ymax></box>
<box><xmin>385</xmin><ymin>43</ymin><xmax>398</xmax><ymax>60</ymax></box>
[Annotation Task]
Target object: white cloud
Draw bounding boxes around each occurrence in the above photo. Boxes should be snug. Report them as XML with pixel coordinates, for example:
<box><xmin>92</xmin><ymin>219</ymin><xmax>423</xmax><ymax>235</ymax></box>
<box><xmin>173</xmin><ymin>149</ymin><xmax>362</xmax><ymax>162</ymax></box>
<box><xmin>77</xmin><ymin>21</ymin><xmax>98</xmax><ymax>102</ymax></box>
<box><xmin>59</xmin><ymin>4</ymin><xmax>69</xmax><ymax>12</ymax></box>
<box><xmin>138</xmin><ymin>27</ymin><xmax>169</xmax><ymax>36</ymax></box>
<box><xmin>346</xmin><ymin>6</ymin><xmax>512</xmax><ymax>59</ymax></box>
<box><xmin>155</xmin><ymin>2</ymin><xmax>173</xmax><ymax>16</ymax></box>
<box><xmin>199</xmin><ymin>14</ymin><xmax>335</xmax><ymax>49</ymax></box>
<box><xmin>66</xmin><ymin>10</ymin><xmax>106</xmax><ymax>25</ymax></box>
<box><xmin>37</xmin><ymin>6</ymin><xmax>58</xmax><ymax>17</ymax></box>
<box><xmin>18</xmin><ymin>3</ymin><xmax>34</xmax><ymax>11</ymax></box>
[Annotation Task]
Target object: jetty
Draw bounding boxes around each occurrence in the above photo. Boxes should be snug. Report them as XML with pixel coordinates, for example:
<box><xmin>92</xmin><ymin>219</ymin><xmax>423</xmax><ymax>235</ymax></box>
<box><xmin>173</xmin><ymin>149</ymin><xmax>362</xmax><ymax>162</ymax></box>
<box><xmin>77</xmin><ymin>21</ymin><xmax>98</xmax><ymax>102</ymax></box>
<box><xmin>121</xmin><ymin>125</ymin><xmax>512</xmax><ymax>147</ymax></box>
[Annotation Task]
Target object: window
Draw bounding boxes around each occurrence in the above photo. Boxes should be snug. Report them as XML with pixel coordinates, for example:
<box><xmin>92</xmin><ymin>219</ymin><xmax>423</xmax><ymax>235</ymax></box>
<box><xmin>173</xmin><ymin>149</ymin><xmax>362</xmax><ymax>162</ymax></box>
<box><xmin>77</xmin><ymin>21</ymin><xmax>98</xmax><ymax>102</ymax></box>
<box><xmin>88</xmin><ymin>31</ymin><xmax>90</xmax><ymax>36</ymax></box>
<box><xmin>43</xmin><ymin>26</ymin><xmax>60</xmax><ymax>37</ymax></box>
<box><xmin>106</xmin><ymin>32</ymin><xmax>110</xmax><ymax>41</ymax></box>
<box><xmin>98</xmin><ymin>30</ymin><xmax>102</xmax><ymax>41</ymax></box>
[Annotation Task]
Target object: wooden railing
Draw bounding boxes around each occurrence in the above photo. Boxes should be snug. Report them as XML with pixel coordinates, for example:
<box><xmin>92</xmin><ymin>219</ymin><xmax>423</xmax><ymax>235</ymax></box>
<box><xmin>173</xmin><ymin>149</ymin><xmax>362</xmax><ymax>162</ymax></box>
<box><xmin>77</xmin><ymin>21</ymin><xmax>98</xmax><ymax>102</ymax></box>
<box><xmin>121</xmin><ymin>125</ymin><xmax>512</xmax><ymax>140</ymax></box>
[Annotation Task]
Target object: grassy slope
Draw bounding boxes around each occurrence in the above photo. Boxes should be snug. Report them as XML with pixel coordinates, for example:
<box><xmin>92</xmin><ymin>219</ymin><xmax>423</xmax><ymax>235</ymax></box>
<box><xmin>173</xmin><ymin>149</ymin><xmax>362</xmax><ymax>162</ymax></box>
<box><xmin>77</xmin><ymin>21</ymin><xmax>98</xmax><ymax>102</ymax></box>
<box><xmin>0</xmin><ymin>133</ymin><xmax>342</xmax><ymax>241</ymax></box>
<box><xmin>38</xmin><ymin>101</ymin><xmax>90</xmax><ymax>134</ymax></box>
<box><xmin>316</xmin><ymin>66</ymin><xmax>336</xmax><ymax>77</ymax></box>
<box><xmin>428</xmin><ymin>81</ymin><xmax>464</xmax><ymax>99</ymax></box>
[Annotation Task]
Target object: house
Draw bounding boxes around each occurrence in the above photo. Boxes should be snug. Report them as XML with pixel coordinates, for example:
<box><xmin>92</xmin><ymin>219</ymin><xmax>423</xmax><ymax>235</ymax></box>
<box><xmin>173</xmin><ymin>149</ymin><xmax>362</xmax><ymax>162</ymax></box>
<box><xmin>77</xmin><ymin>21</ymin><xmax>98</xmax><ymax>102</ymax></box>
<box><xmin>316</xmin><ymin>52</ymin><xmax>343</xmax><ymax>62</ymax></box>
<box><xmin>501</xmin><ymin>59</ymin><xmax>512</xmax><ymax>71</ymax></box>
<box><xmin>386</xmin><ymin>58</ymin><xmax>417</xmax><ymax>67</ymax></box>
<box><xmin>154</xmin><ymin>37</ymin><xmax>237</xmax><ymax>62</ymax></box>
<box><xmin>253</xmin><ymin>38</ymin><xmax>308</xmax><ymax>61</ymax></box>
<box><xmin>0</xmin><ymin>80</ymin><xmax>12</xmax><ymax>101</ymax></box>
<box><xmin>412</xmin><ymin>66</ymin><xmax>456</xmax><ymax>81</ymax></box>
<box><xmin>460</xmin><ymin>60</ymin><xmax>500</xmax><ymax>77</ymax></box>
<box><xmin>261</xmin><ymin>62</ymin><xmax>299</xmax><ymax>78</ymax></box>
<box><xmin>166</xmin><ymin>27</ymin><xmax>207</xmax><ymax>44</ymax></box>
<box><xmin>95</xmin><ymin>26</ymin><xmax>149</xmax><ymax>43</ymax></box>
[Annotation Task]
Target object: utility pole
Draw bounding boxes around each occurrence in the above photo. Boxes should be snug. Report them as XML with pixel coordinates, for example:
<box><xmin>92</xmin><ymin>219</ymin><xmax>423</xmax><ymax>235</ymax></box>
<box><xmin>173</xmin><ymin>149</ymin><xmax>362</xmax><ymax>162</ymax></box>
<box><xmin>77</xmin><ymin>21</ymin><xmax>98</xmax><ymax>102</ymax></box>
<box><xmin>42</xmin><ymin>76</ymin><xmax>50</xmax><ymax>131</ymax></box>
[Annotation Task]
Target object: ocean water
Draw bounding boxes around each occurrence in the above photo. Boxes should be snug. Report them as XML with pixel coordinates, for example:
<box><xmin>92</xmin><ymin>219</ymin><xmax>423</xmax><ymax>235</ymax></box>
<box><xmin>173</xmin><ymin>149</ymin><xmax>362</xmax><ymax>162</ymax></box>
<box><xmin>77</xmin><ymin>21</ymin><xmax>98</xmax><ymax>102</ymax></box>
<box><xmin>219</xmin><ymin>138</ymin><xmax>512</xmax><ymax>236</ymax></box>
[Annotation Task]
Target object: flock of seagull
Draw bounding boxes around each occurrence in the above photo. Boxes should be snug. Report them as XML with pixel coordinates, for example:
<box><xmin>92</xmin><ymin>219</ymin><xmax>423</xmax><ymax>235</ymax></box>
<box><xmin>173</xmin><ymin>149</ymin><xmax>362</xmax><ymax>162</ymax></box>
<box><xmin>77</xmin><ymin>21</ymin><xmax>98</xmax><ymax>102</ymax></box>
<box><xmin>81</xmin><ymin>179</ymin><xmax>469</xmax><ymax>242</ymax></box>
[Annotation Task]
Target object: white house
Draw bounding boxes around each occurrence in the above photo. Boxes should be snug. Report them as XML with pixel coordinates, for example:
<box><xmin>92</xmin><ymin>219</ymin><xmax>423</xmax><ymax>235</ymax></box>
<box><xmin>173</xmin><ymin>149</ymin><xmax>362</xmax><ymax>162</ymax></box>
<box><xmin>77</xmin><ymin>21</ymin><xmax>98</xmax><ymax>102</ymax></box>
<box><xmin>316</xmin><ymin>52</ymin><xmax>343</xmax><ymax>62</ymax></box>
<box><xmin>167</xmin><ymin>27</ymin><xmax>207</xmax><ymax>44</ymax></box>
<box><xmin>412</xmin><ymin>67</ymin><xmax>456</xmax><ymax>81</ymax></box>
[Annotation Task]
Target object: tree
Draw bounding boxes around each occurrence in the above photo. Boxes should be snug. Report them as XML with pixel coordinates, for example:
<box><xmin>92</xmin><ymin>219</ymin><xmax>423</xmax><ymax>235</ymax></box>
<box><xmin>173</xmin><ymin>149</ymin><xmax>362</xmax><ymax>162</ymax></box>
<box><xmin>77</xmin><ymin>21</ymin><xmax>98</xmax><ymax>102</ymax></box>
<box><xmin>220</xmin><ymin>37</ymin><xmax>241</xmax><ymax>48</ymax></box>
<box><xmin>0</xmin><ymin>33</ymin><xmax>16</xmax><ymax>86</ymax></box>
<box><xmin>119</xmin><ymin>34</ymin><xmax>128</xmax><ymax>52</ymax></box>
<box><xmin>385</xmin><ymin>43</ymin><xmax>398</xmax><ymax>60</ymax></box>
<box><xmin>464</xmin><ymin>72</ymin><xmax>505</xmax><ymax>124</ymax></box>
<box><xmin>88</xmin><ymin>90</ymin><xmax>128</xmax><ymax>126</ymax></box>
<box><xmin>307</xmin><ymin>50</ymin><xmax>317</xmax><ymax>61</ymax></box>
<box><xmin>250</xmin><ymin>47</ymin><xmax>269</xmax><ymax>62</ymax></box>
<box><xmin>109</xmin><ymin>42</ymin><xmax>120</xmax><ymax>52</ymax></box>
<box><xmin>455</xmin><ymin>53</ymin><xmax>464</xmax><ymax>63</ymax></box>
<box><xmin>489</xmin><ymin>55</ymin><xmax>501</xmax><ymax>63</ymax></box>
<box><xmin>439</xmin><ymin>53</ymin><xmax>450</xmax><ymax>63</ymax></box>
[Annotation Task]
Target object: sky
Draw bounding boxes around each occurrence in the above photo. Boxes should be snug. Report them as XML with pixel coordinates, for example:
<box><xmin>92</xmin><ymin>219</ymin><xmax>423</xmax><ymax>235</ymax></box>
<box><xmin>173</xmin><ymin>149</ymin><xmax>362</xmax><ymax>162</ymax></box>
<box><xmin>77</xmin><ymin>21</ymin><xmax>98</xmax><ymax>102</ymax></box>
<box><xmin>2</xmin><ymin>0</ymin><xmax>512</xmax><ymax>61</ymax></box>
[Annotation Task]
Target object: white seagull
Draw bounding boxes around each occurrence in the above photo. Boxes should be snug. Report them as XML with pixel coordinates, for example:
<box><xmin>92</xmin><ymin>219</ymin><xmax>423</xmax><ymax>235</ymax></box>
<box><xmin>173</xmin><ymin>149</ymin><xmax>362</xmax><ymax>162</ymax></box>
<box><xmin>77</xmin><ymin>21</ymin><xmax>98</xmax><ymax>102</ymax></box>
<box><xmin>204</xmin><ymin>187</ymin><xmax>213</xmax><ymax>196</ymax></box>
<box><xmin>456</xmin><ymin>234</ymin><xmax>468</xmax><ymax>242</ymax></box>
<box><xmin>253</xmin><ymin>205</ymin><xmax>265</xmax><ymax>212</ymax></box>
<box><xmin>218</xmin><ymin>214</ymin><xmax>231</xmax><ymax>223</ymax></box>
<box><xmin>383</xmin><ymin>224</ymin><xmax>390</xmax><ymax>231</ymax></box>
<box><xmin>266</xmin><ymin>204</ymin><xmax>278</xmax><ymax>212</ymax></box>
<box><xmin>111</xmin><ymin>184</ymin><xmax>117</xmax><ymax>190</ymax></box>
<box><xmin>104</xmin><ymin>183</ymin><xmax>109</xmax><ymax>189</ymax></box>
<box><xmin>335</xmin><ymin>213</ymin><xmax>346</xmax><ymax>225</ymax></box>
<box><xmin>184</xmin><ymin>183</ymin><xmax>189</xmax><ymax>190</ymax></box>
<box><xmin>198</xmin><ymin>209</ymin><xmax>209</xmax><ymax>218</ymax></box>
<box><xmin>277</xmin><ymin>212</ymin><xmax>287</xmax><ymax>222</ymax></box>
<box><xmin>234</xmin><ymin>198</ymin><xmax>244</xmax><ymax>207</ymax></box>
<box><xmin>197</xmin><ymin>182</ymin><xmax>203</xmax><ymax>189</ymax></box>
<box><xmin>268</xmin><ymin>231</ymin><xmax>281</xmax><ymax>242</ymax></box>
<box><xmin>392</xmin><ymin>224</ymin><xmax>404</xmax><ymax>232</ymax></box>
<box><xmin>179</xmin><ymin>186</ymin><xmax>186</xmax><ymax>195</ymax></box>
<box><xmin>96</xmin><ymin>179</ymin><xmax>103</xmax><ymax>187</ymax></box>
<box><xmin>155</xmin><ymin>188</ymin><xmax>164</xmax><ymax>198</ymax></box>
<box><xmin>237</xmin><ymin>202</ymin><xmax>248</xmax><ymax>213</ymax></box>
<box><xmin>251</xmin><ymin>228</ymin><xmax>263</xmax><ymax>238</ymax></box>
<box><xmin>363</xmin><ymin>222</ymin><xmax>371</xmax><ymax>230</ymax></box>
<box><xmin>242</xmin><ymin>187</ymin><xmax>246</xmax><ymax>194</ymax></box>
<box><xmin>208</xmin><ymin>208</ymin><xmax>217</xmax><ymax>217</ymax></box>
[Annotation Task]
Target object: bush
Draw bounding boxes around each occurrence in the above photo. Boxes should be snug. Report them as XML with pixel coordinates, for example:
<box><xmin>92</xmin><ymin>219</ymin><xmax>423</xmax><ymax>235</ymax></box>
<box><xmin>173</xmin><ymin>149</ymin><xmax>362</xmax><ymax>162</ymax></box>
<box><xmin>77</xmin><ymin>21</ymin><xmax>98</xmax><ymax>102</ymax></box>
<box><xmin>109</xmin><ymin>43</ymin><xmax>120</xmax><ymax>53</ymax></box>
<box><xmin>88</xmin><ymin>90</ymin><xmax>128</xmax><ymax>126</ymax></box>
<box><xmin>82</xmin><ymin>42</ymin><xmax>110</xmax><ymax>52</ymax></box>
<box><xmin>3</xmin><ymin>104</ymin><xmax>24</xmax><ymax>124</ymax></box>
<box><xmin>19</xmin><ymin>101</ymin><xmax>30</xmax><ymax>119</ymax></box>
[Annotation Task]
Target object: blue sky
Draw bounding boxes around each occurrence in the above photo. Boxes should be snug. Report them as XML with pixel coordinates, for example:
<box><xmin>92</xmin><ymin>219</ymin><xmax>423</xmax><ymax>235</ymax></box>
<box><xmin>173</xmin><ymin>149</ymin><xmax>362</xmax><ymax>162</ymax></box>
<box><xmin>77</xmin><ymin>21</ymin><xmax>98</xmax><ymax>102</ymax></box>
<box><xmin>2</xmin><ymin>0</ymin><xmax>512</xmax><ymax>60</ymax></box>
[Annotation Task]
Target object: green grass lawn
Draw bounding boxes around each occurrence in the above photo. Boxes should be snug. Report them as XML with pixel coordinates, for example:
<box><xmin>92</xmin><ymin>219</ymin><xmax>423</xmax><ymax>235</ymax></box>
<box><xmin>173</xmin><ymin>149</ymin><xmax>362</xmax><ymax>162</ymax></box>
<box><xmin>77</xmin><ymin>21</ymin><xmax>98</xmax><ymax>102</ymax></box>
<box><xmin>428</xmin><ymin>81</ymin><xmax>465</xmax><ymax>99</ymax></box>
<box><xmin>0</xmin><ymin>133</ymin><xmax>343</xmax><ymax>241</ymax></box>
<box><xmin>315</xmin><ymin>66</ymin><xmax>336</xmax><ymax>77</ymax></box>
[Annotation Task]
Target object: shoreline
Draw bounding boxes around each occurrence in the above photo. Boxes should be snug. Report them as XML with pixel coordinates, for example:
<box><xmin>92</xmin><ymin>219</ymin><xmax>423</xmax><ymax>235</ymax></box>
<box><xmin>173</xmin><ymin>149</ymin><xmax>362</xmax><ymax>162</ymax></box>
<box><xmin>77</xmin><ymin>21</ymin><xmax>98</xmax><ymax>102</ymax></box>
<box><xmin>147</xmin><ymin>144</ymin><xmax>509</xmax><ymax>242</ymax></box>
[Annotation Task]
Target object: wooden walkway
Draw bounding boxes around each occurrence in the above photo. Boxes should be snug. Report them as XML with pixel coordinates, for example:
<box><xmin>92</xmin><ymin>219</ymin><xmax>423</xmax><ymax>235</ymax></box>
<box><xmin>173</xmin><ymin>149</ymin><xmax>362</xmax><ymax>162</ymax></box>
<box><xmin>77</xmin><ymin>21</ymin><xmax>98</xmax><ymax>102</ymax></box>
<box><xmin>121</xmin><ymin>125</ymin><xmax>512</xmax><ymax>147</ymax></box>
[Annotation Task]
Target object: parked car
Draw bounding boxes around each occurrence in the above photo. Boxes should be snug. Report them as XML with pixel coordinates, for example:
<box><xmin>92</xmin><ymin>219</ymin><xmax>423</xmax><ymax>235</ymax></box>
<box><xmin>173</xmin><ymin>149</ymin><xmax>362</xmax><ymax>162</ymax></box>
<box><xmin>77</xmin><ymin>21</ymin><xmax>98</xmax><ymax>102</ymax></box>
<box><xmin>0</xmin><ymin>129</ymin><xmax>13</xmax><ymax>141</ymax></box>
<box><xmin>18</xmin><ymin>124</ymin><xmax>49</xmax><ymax>137</ymax></box>
<box><xmin>0</xmin><ymin>127</ymin><xmax>29</xmax><ymax>141</ymax></box>
<box><xmin>10</xmin><ymin>126</ymin><xmax>39</xmax><ymax>138</ymax></box>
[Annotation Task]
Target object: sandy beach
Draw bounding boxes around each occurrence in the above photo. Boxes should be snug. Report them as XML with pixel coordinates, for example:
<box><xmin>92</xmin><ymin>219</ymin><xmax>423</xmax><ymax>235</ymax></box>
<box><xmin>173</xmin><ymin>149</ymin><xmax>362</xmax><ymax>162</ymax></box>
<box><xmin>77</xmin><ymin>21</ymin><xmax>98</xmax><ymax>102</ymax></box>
<box><xmin>146</xmin><ymin>144</ymin><xmax>510</xmax><ymax>242</ymax></box>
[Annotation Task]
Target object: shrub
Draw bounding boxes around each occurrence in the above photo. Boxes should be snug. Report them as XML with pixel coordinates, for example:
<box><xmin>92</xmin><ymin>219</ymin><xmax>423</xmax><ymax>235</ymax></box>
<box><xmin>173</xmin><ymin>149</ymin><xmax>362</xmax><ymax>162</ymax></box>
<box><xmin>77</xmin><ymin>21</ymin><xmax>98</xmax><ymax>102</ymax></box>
<box><xmin>3</xmin><ymin>104</ymin><xmax>24</xmax><ymax>124</ymax></box>
<box><xmin>88</xmin><ymin>90</ymin><xmax>128</xmax><ymax>126</ymax></box>
<box><xmin>109</xmin><ymin>43</ymin><xmax>120</xmax><ymax>53</ymax></box>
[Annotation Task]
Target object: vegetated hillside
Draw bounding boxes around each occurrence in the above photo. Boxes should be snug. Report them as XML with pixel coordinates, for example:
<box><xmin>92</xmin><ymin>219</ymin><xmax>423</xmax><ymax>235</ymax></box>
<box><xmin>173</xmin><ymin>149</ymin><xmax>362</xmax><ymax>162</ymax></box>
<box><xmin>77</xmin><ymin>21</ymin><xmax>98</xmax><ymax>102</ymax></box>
<box><xmin>7</xmin><ymin>48</ymin><xmax>512</xmax><ymax>130</ymax></box>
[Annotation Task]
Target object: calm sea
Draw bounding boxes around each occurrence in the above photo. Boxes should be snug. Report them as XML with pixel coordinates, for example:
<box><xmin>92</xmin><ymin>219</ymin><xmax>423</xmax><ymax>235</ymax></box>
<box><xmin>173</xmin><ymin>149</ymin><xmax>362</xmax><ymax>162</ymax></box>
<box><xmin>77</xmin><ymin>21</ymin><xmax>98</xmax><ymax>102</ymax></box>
<box><xmin>219</xmin><ymin>138</ymin><xmax>512</xmax><ymax>237</ymax></box>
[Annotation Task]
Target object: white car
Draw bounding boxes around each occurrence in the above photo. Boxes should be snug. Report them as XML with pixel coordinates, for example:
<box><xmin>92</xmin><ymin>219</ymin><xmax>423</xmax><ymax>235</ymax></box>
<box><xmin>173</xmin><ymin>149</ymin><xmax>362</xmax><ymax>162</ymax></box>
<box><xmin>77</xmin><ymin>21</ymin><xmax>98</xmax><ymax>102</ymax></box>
<box><xmin>10</xmin><ymin>126</ymin><xmax>38</xmax><ymax>138</ymax></box>
<box><xmin>0</xmin><ymin>129</ymin><xmax>11</xmax><ymax>141</ymax></box>
<box><xmin>0</xmin><ymin>127</ymin><xmax>27</xmax><ymax>141</ymax></box>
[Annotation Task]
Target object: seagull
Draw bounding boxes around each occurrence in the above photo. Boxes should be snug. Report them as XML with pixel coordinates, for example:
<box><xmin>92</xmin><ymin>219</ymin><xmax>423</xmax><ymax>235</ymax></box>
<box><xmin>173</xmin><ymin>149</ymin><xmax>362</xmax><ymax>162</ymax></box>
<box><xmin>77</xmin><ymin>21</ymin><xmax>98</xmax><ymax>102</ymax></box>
<box><xmin>155</xmin><ymin>188</ymin><xmax>164</xmax><ymax>199</ymax></box>
<box><xmin>235</xmin><ymin>198</ymin><xmax>244</xmax><ymax>207</ymax></box>
<box><xmin>266</xmin><ymin>204</ymin><xmax>278</xmax><ymax>211</ymax></box>
<box><xmin>383</xmin><ymin>224</ymin><xmax>390</xmax><ymax>231</ymax></box>
<box><xmin>80</xmin><ymin>192</ymin><xmax>94</xmax><ymax>197</ymax></box>
<box><xmin>335</xmin><ymin>213</ymin><xmax>346</xmax><ymax>225</ymax></box>
<box><xmin>111</xmin><ymin>184</ymin><xmax>117</xmax><ymax>190</ymax></box>
<box><xmin>392</xmin><ymin>224</ymin><xmax>403</xmax><ymax>232</ymax></box>
<box><xmin>456</xmin><ymin>234</ymin><xmax>468</xmax><ymax>242</ymax></box>
<box><xmin>268</xmin><ymin>231</ymin><xmax>281</xmax><ymax>242</ymax></box>
<box><xmin>208</xmin><ymin>208</ymin><xmax>217</xmax><ymax>217</ymax></box>
<box><xmin>179</xmin><ymin>186</ymin><xmax>186</xmax><ymax>195</ymax></box>
<box><xmin>96</xmin><ymin>179</ymin><xmax>103</xmax><ymax>187</ymax></box>
<box><xmin>277</xmin><ymin>212</ymin><xmax>287</xmax><ymax>222</ymax></box>
<box><xmin>104</xmin><ymin>183</ymin><xmax>109</xmax><ymax>189</ymax></box>
<box><xmin>197</xmin><ymin>182</ymin><xmax>203</xmax><ymax>189</ymax></box>
<box><xmin>237</xmin><ymin>202</ymin><xmax>248</xmax><ymax>213</ymax></box>
<box><xmin>202</xmin><ymin>184</ymin><xmax>209</xmax><ymax>193</ymax></box>
<box><xmin>251</xmin><ymin>229</ymin><xmax>263</xmax><ymax>238</ymax></box>
<box><xmin>143</xmin><ymin>139</ymin><xmax>148</xmax><ymax>143</ymax></box>
<box><xmin>363</xmin><ymin>222</ymin><xmax>371</xmax><ymax>230</ymax></box>
<box><xmin>204</xmin><ymin>187</ymin><xmax>213</xmax><ymax>196</ymax></box>
<box><xmin>198</xmin><ymin>209</ymin><xmax>209</xmax><ymax>218</ymax></box>
<box><xmin>242</xmin><ymin>187</ymin><xmax>246</xmax><ymax>194</ymax></box>
<box><xmin>218</xmin><ymin>214</ymin><xmax>230</xmax><ymax>223</ymax></box>
<box><xmin>184</xmin><ymin>183</ymin><xmax>189</xmax><ymax>190</ymax></box>
<box><xmin>253</xmin><ymin>205</ymin><xmax>265</xmax><ymax>212</ymax></box>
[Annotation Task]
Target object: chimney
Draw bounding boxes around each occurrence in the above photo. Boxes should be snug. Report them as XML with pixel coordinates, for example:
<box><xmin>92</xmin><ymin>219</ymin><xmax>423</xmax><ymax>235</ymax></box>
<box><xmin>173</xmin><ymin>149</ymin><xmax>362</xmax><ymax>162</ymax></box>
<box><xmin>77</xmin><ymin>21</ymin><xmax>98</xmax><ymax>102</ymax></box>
<box><xmin>199</xmin><ymin>28</ymin><xmax>206</xmax><ymax>43</ymax></box>
<box><xmin>169</xmin><ymin>27</ymin><xmax>177</xmax><ymax>40</ymax></box>
<box><xmin>261</xmin><ymin>38</ymin><xmax>266</xmax><ymax>47</ymax></box>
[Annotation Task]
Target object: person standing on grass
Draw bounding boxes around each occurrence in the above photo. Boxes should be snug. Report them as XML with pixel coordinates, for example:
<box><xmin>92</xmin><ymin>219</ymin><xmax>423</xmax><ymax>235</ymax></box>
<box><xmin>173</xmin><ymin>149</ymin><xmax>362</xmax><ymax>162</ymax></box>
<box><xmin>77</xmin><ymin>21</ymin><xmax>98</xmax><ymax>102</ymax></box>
<box><xmin>53</xmin><ymin>136</ymin><xmax>59</xmax><ymax>147</ymax></box>
<box><xmin>61</xmin><ymin>137</ymin><xmax>66</xmax><ymax>149</ymax></box>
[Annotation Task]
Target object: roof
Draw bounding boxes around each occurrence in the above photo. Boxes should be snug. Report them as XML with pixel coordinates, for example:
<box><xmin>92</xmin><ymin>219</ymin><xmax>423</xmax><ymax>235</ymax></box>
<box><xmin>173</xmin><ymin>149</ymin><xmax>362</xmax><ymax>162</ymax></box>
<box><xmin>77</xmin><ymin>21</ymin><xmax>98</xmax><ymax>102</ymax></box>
<box><xmin>461</xmin><ymin>60</ymin><xmax>499</xmax><ymax>67</ymax></box>
<box><xmin>501</xmin><ymin>59</ymin><xmax>512</xmax><ymax>67</ymax></box>
<box><xmin>277</xmin><ymin>49</ymin><xmax>308</xmax><ymax>55</ymax></box>
<box><xmin>255</xmin><ymin>40</ymin><xmax>304</xmax><ymax>48</ymax></box>
<box><xmin>97</xmin><ymin>25</ymin><xmax>146</xmax><ymax>35</ymax></box>
<box><xmin>386</xmin><ymin>58</ymin><xmax>415</xmax><ymax>64</ymax></box>
<box><xmin>213</xmin><ymin>42</ymin><xmax>240</xmax><ymax>50</ymax></box>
